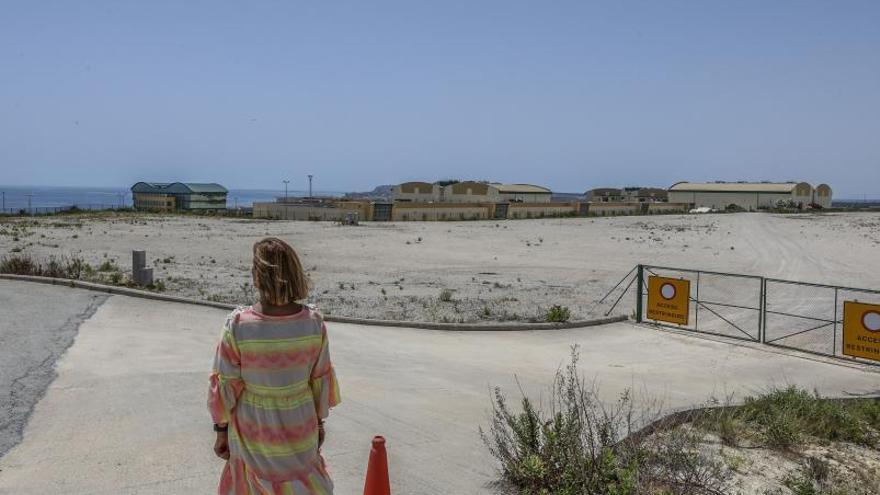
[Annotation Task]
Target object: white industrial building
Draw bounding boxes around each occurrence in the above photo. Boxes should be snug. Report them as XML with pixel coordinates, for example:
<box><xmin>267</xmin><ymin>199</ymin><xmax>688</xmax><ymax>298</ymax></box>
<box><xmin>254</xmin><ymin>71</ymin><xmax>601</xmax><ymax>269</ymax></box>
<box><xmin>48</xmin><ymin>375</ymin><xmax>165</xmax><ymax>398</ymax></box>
<box><xmin>668</xmin><ymin>182</ymin><xmax>832</xmax><ymax>210</ymax></box>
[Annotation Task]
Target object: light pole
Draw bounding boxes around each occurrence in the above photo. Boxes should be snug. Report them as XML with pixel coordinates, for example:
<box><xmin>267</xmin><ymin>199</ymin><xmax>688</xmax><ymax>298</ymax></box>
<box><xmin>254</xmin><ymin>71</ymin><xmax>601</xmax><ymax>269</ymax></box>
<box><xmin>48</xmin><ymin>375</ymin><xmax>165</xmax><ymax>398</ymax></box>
<box><xmin>308</xmin><ymin>175</ymin><xmax>314</xmax><ymax>198</ymax></box>
<box><xmin>1</xmin><ymin>191</ymin><xmax>4</xmax><ymax>212</ymax></box>
<box><xmin>282</xmin><ymin>180</ymin><xmax>290</xmax><ymax>201</ymax></box>
<box><xmin>26</xmin><ymin>193</ymin><xmax>33</xmax><ymax>215</ymax></box>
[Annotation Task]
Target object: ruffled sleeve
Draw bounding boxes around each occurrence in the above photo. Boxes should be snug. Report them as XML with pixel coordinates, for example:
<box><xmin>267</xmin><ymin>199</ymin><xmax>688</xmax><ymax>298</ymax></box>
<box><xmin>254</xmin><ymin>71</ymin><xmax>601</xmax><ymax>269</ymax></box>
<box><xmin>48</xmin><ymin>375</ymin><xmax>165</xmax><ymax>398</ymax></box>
<box><xmin>309</xmin><ymin>320</ymin><xmax>341</xmax><ymax>419</ymax></box>
<box><xmin>208</xmin><ymin>310</ymin><xmax>245</xmax><ymax>425</ymax></box>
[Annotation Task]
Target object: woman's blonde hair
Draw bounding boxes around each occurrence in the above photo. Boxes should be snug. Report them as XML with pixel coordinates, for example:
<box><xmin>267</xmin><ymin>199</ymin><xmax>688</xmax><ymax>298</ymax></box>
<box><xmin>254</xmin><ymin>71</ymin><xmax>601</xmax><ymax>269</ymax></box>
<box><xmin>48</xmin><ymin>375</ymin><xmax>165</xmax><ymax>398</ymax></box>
<box><xmin>252</xmin><ymin>237</ymin><xmax>310</xmax><ymax>305</ymax></box>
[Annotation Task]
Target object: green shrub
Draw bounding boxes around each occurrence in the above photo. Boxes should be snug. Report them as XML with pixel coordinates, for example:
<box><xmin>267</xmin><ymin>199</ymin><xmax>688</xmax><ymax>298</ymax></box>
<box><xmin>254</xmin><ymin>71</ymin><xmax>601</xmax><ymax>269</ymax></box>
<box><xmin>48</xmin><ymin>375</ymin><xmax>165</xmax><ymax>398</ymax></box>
<box><xmin>545</xmin><ymin>305</ymin><xmax>571</xmax><ymax>323</ymax></box>
<box><xmin>439</xmin><ymin>288</ymin><xmax>454</xmax><ymax>302</ymax></box>
<box><xmin>481</xmin><ymin>347</ymin><xmax>730</xmax><ymax>495</ymax></box>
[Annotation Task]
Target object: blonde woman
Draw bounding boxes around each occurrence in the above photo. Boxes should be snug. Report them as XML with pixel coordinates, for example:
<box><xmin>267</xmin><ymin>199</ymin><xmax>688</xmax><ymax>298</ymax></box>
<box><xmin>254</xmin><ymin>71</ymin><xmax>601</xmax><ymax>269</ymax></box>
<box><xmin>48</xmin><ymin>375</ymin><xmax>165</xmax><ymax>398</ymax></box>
<box><xmin>208</xmin><ymin>238</ymin><xmax>341</xmax><ymax>494</ymax></box>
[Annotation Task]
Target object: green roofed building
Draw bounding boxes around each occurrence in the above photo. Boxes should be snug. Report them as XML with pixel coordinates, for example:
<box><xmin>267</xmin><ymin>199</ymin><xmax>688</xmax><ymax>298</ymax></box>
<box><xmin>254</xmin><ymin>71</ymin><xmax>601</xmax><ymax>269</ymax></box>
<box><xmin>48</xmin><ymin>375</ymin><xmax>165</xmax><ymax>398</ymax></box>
<box><xmin>131</xmin><ymin>182</ymin><xmax>228</xmax><ymax>211</ymax></box>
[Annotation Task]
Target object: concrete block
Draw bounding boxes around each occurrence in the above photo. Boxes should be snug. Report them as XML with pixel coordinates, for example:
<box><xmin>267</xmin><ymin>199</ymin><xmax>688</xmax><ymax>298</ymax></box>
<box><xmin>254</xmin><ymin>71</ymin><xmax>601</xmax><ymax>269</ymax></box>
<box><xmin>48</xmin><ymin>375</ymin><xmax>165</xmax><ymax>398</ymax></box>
<box><xmin>132</xmin><ymin>250</ymin><xmax>146</xmax><ymax>270</ymax></box>
<box><xmin>134</xmin><ymin>267</ymin><xmax>153</xmax><ymax>287</ymax></box>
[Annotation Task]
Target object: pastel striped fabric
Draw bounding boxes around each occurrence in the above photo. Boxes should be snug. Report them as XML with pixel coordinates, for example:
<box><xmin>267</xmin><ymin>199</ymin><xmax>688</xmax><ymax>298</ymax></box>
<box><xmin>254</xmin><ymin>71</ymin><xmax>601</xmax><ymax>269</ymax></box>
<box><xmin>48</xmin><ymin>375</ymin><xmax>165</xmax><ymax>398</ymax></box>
<box><xmin>208</xmin><ymin>306</ymin><xmax>341</xmax><ymax>494</ymax></box>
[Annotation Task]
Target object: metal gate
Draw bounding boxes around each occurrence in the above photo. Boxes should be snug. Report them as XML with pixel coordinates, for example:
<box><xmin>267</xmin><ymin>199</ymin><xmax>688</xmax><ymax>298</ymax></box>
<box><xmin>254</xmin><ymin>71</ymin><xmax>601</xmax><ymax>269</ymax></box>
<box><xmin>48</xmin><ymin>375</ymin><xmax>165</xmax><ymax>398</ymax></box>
<box><xmin>763</xmin><ymin>279</ymin><xmax>880</xmax><ymax>361</ymax></box>
<box><xmin>372</xmin><ymin>203</ymin><xmax>393</xmax><ymax>221</ymax></box>
<box><xmin>636</xmin><ymin>265</ymin><xmax>763</xmax><ymax>342</ymax></box>
<box><xmin>629</xmin><ymin>264</ymin><xmax>880</xmax><ymax>365</ymax></box>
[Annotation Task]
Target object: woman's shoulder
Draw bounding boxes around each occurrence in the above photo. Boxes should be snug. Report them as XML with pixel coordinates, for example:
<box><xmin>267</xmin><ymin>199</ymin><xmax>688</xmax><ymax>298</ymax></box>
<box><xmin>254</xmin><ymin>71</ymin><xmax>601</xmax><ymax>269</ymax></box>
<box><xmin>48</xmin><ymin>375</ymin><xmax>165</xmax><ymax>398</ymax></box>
<box><xmin>233</xmin><ymin>304</ymin><xmax>323</xmax><ymax>324</ymax></box>
<box><xmin>224</xmin><ymin>306</ymin><xmax>248</xmax><ymax>326</ymax></box>
<box><xmin>303</xmin><ymin>303</ymin><xmax>325</xmax><ymax>322</ymax></box>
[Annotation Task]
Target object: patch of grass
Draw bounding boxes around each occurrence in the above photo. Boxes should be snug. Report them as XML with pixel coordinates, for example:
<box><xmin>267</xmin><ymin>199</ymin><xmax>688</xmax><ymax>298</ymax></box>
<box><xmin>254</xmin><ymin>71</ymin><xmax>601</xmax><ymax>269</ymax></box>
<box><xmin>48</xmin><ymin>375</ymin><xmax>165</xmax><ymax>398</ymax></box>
<box><xmin>439</xmin><ymin>288</ymin><xmax>454</xmax><ymax>302</ymax></box>
<box><xmin>147</xmin><ymin>279</ymin><xmax>167</xmax><ymax>292</ymax></box>
<box><xmin>698</xmin><ymin>387</ymin><xmax>880</xmax><ymax>450</ymax></box>
<box><xmin>545</xmin><ymin>304</ymin><xmax>571</xmax><ymax>323</ymax></box>
<box><xmin>0</xmin><ymin>253</ymin><xmax>91</xmax><ymax>280</ymax></box>
<box><xmin>97</xmin><ymin>260</ymin><xmax>119</xmax><ymax>272</ymax></box>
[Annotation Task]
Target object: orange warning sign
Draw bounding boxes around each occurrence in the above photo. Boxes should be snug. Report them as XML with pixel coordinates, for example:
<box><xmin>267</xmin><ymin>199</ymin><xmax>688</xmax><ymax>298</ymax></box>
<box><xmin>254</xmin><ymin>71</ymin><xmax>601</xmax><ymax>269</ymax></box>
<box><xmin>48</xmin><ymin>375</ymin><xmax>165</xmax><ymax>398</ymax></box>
<box><xmin>647</xmin><ymin>276</ymin><xmax>690</xmax><ymax>325</ymax></box>
<box><xmin>843</xmin><ymin>301</ymin><xmax>880</xmax><ymax>362</ymax></box>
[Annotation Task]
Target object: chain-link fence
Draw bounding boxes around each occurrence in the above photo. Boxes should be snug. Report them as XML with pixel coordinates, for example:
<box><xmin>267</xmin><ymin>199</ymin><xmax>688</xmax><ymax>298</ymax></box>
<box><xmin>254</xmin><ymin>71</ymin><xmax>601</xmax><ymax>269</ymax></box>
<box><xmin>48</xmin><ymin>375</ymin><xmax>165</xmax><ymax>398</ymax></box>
<box><xmin>626</xmin><ymin>264</ymin><xmax>880</xmax><ymax>366</ymax></box>
<box><xmin>637</xmin><ymin>265</ymin><xmax>763</xmax><ymax>342</ymax></box>
<box><xmin>764</xmin><ymin>279</ymin><xmax>880</xmax><ymax>362</ymax></box>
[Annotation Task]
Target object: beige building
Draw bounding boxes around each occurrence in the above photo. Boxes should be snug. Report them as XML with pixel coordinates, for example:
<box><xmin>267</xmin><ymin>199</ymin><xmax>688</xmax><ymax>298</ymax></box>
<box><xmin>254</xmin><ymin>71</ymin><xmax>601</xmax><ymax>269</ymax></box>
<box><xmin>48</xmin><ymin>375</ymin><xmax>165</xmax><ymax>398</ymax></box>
<box><xmin>253</xmin><ymin>200</ymin><xmax>371</xmax><ymax>221</ymax></box>
<box><xmin>439</xmin><ymin>181</ymin><xmax>492</xmax><ymax>203</ymax></box>
<box><xmin>393</xmin><ymin>181</ymin><xmax>552</xmax><ymax>204</ymax></box>
<box><xmin>391</xmin><ymin>182</ymin><xmax>442</xmax><ymax>202</ymax></box>
<box><xmin>490</xmin><ymin>184</ymin><xmax>552</xmax><ymax>203</ymax></box>
<box><xmin>813</xmin><ymin>184</ymin><xmax>833</xmax><ymax>208</ymax></box>
<box><xmin>507</xmin><ymin>202</ymin><xmax>576</xmax><ymax>218</ymax></box>
<box><xmin>585</xmin><ymin>187</ymin><xmax>667</xmax><ymax>203</ymax></box>
<box><xmin>391</xmin><ymin>202</ymin><xmax>491</xmax><ymax>221</ymax></box>
<box><xmin>668</xmin><ymin>182</ymin><xmax>830</xmax><ymax>210</ymax></box>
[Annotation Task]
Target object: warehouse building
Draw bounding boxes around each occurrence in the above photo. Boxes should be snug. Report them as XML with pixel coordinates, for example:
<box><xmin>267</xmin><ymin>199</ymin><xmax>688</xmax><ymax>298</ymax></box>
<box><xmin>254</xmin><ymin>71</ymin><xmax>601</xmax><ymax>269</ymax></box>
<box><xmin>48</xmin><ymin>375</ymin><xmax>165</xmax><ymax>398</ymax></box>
<box><xmin>392</xmin><ymin>181</ymin><xmax>552</xmax><ymax>203</ymax></box>
<box><xmin>392</xmin><ymin>182</ymin><xmax>442</xmax><ymax>202</ymax></box>
<box><xmin>253</xmin><ymin>198</ymin><xmax>371</xmax><ymax>221</ymax></box>
<box><xmin>490</xmin><ymin>183</ymin><xmax>552</xmax><ymax>203</ymax></box>
<box><xmin>585</xmin><ymin>187</ymin><xmax>667</xmax><ymax>203</ymax></box>
<box><xmin>131</xmin><ymin>182</ymin><xmax>228</xmax><ymax>211</ymax></box>
<box><xmin>668</xmin><ymin>182</ymin><xmax>832</xmax><ymax>210</ymax></box>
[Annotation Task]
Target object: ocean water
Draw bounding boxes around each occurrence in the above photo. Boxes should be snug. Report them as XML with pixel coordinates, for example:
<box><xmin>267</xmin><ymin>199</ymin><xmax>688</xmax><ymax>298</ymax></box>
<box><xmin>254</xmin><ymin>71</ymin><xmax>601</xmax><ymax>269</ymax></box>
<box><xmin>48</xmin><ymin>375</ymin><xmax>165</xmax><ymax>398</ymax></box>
<box><xmin>0</xmin><ymin>186</ymin><xmax>342</xmax><ymax>213</ymax></box>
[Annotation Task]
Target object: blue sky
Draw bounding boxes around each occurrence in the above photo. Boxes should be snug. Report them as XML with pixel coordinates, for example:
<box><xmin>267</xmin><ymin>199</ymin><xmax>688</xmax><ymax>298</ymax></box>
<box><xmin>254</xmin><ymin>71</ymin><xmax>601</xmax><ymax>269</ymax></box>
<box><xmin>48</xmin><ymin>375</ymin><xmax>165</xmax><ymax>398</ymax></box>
<box><xmin>1</xmin><ymin>1</ymin><xmax>878</xmax><ymax>196</ymax></box>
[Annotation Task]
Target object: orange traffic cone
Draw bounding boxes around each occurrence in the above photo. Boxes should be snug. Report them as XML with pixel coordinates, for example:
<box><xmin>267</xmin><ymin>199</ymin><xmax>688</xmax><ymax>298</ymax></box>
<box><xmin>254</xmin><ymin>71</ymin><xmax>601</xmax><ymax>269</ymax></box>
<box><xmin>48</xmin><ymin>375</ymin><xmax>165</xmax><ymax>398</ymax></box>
<box><xmin>363</xmin><ymin>436</ymin><xmax>390</xmax><ymax>495</ymax></box>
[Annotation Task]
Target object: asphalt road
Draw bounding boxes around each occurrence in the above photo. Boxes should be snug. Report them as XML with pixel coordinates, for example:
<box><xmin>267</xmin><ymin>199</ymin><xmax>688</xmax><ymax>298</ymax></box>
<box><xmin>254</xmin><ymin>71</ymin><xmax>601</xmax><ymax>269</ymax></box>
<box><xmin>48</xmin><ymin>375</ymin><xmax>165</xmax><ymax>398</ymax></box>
<box><xmin>0</xmin><ymin>280</ymin><xmax>108</xmax><ymax>458</ymax></box>
<box><xmin>0</xmin><ymin>281</ymin><xmax>878</xmax><ymax>494</ymax></box>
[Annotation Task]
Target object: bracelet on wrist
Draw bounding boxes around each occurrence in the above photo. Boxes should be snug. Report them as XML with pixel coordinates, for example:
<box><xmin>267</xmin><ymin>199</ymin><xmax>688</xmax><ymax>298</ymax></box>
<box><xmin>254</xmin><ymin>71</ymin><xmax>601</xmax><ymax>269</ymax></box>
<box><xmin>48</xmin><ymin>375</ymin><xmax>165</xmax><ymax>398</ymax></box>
<box><xmin>214</xmin><ymin>423</ymin><xmax>229</xmax><ymax>433</ymax></box>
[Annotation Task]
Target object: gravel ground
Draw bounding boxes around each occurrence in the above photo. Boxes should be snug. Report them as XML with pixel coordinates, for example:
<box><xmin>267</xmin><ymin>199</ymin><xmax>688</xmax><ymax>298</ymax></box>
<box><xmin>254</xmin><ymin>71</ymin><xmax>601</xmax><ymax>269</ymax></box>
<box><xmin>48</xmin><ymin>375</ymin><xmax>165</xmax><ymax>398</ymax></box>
<box><xmin>1</xmin><ymin>211</ymin><xmax>878</xmax><ymax>323</ymax></box>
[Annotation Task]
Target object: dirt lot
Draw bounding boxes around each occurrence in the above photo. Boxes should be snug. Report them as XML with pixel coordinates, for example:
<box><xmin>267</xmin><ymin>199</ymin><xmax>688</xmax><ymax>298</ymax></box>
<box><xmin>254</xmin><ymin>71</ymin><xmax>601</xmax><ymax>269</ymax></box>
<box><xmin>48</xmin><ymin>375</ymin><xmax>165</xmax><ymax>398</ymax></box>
<box><xmin>1</xmin><ymin>211</ymin><xmax>879</xmax><ymax>323</ymax></box>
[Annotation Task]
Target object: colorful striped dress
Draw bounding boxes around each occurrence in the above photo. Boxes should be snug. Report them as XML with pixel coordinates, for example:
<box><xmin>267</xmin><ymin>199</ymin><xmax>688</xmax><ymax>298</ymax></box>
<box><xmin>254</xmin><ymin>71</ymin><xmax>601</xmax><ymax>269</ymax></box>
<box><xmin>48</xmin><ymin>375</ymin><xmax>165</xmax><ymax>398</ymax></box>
<box><xmin>208</xmin><ymin>305</ymin><xmax>341</xmax><ymax>494</ymax></box>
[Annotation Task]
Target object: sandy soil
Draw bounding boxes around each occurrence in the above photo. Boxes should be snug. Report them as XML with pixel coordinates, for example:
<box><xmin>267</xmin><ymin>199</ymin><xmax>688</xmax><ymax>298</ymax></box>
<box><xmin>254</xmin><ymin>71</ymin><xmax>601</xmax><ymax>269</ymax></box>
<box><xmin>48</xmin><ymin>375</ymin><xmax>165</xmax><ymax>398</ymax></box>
<box><xmin>1</xmin><ymin>212</ymin><xmax>879</xmax><ymax>323</ymax></box>
<box><xmin>702</xmin><ymin>432</ymin><xmax>879</xmax><ymax>494</ymax></box>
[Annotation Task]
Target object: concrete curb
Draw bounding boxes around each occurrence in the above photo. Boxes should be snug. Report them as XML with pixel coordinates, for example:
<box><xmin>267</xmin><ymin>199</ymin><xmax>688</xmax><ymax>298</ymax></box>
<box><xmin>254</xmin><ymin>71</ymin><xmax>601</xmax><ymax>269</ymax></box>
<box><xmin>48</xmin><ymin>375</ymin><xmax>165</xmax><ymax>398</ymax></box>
<box><xmin>0</xmin><ymin>274</ymin><xmax>628</xmax><ymax>331</ymax></box>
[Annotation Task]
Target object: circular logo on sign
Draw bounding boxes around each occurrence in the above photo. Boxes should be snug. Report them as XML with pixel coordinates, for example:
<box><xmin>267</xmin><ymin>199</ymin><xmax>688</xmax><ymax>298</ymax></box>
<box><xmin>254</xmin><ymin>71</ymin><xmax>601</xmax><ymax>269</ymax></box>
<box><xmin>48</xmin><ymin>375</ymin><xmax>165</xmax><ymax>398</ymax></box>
<box><xmin>660</xmin><ymin>283</ymin><xmax>677</xmax><ymax>300</ymax></box>
<box><xmin>863</xmin><ymin>311</ymin><xmax>880</xmax><ymax>332</ymax></box>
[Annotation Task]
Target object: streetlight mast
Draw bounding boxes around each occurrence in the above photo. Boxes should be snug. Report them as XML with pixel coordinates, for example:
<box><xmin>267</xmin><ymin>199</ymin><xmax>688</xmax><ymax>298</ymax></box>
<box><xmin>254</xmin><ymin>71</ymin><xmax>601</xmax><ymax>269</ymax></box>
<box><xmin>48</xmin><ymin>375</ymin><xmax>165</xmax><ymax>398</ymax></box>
<box><xmin>282</xmin><ymin>180</ymin><xmax>290</xmax><ymax>201</ymax></box>
<box><xmin>308</xmin><ymin>175</ymin><xmax>314</xmax><ymax>198</ymax></box>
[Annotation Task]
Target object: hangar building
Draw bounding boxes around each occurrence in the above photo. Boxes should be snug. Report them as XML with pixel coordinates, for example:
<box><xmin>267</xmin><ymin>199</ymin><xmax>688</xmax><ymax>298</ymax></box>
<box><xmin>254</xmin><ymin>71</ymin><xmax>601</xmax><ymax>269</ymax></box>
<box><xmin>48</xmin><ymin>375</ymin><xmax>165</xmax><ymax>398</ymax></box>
<box><xmin>585</xmin><ymin>187</ymin><xmax>668</xmax><ymax>203</ymax></box>
<box><xmin>392</xmin><ymin>181</ymin><xmax>552</xmax><ymax>203</ymax></box>
<box><xmin>668</xmin><ymin>182</ymin><xmax>832</xmax><ymax>210</ymax></box>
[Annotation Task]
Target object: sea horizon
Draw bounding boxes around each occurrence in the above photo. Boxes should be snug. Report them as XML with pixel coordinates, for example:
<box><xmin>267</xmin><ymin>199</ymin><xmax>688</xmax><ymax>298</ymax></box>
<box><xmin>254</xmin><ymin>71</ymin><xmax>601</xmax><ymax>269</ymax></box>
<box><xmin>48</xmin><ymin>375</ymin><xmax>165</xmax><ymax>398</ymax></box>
<box><xmin>0</xmin><ymin>185</ymin><xmax>348</xmax><ymax>212</ymax></box>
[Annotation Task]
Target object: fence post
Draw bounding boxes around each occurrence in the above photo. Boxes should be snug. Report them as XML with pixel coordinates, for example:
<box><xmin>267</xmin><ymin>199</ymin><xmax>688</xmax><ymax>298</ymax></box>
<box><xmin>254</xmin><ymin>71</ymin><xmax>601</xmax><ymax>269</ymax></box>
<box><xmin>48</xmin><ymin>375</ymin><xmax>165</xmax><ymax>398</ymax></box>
<box><xmin>759</xmin><ymin>277</ymin><xmax>767</xmax><ymax>343</ymax></box>
<box><xmin>635</xmin><ymin>264</ymin><xmax>644</xmax><ymax>323</ymax></box>
<box><xmin>832</xmin><ymin>287</ymin><xmax>838</xmax><ymax>357</ymax></box>
<box><xmin>694</xmin><ymin>272</ymin><xmax>701</xmax><ymax>330</ymax></box>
